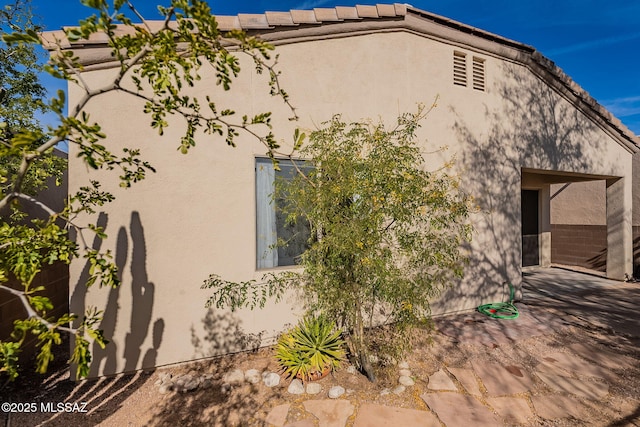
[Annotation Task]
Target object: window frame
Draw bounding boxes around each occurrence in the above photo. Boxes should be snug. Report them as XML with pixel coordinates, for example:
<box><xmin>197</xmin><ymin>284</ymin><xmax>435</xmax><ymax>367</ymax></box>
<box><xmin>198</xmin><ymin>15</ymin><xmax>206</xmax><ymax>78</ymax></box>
<box><xmin>255</xmin><ymin>157</ymin><xmax>311</xmax><ymax>270</ymax></box>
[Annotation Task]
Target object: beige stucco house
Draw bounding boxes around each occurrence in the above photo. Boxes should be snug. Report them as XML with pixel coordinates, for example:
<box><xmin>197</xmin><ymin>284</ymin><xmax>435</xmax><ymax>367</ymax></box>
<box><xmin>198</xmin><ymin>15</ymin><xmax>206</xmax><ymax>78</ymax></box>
<box><xmin>44</xmin><ymin>4</ymin><xmax>639</xmax><ymax>377</ymax></box>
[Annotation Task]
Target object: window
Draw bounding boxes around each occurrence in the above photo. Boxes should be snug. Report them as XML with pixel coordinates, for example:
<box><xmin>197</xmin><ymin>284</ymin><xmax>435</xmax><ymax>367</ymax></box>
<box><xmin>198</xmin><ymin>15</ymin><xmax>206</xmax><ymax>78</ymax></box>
<box><xmin>472</xmin><ymin>56</ymin><xmax>486</xmax><ymax>91</ymax></box>
<box><xmin>256</xmin><ymin>158</ymin><xmax>310</xmax><ymax>268</ymax></box>
<box><xmin>453</xmin><ymin>51</ymin><xmax>467</xmax><ymax>87</ymax></box>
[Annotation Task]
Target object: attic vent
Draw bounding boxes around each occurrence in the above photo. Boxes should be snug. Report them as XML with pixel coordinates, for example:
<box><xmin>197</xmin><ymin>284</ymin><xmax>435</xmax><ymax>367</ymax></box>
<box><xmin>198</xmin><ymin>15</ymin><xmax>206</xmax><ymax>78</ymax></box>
<box><xmin>472</xmin><ymin>57</ymin><xmax>485</xmax><ymax>91</ymax></box>
<box><xmin>453</xmin><ymin>51</ymin><xmax>467</xmax><ymax>87</ymax></box>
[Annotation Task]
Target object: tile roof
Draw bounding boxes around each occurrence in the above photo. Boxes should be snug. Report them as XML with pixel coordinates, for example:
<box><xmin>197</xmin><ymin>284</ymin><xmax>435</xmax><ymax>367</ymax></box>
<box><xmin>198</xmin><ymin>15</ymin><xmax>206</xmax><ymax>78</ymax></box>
<box><xmin>40</xmin><ymin>3</ymin><xmax>408</xmax><ymax>47</ymax></box>
<box><xmin>39</xmin><ymin>3</ymin><xmax>639</xmax><ymax>150</ymax></box>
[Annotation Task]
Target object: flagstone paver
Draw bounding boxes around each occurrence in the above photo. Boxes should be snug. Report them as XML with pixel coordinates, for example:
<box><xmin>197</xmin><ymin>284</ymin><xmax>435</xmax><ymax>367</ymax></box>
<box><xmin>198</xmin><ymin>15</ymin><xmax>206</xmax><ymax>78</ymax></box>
<box><xmin>568</xmin><ymin>343</ymin><xmax>635</xmax><ymax>370</ymax></box>
<box><xmin>352</xmin><ymin>403</ymin><xmax>440</xmax><ymax>427</ymax></box>
<box><xmin>536</xmin><ymin>371</ymin><xmax>609</xmax><ymax>399</ymax></box>
<box><xmin>436</xmin><ymin>306</ymin><xmax>566</xmax><ymax>347</ymax></box>
<box><xmin>486</xmin><ymin>396</ymin><xmax>534</xmax><ymax>425</ymax></box>
<box><xmin>447</xmin><ymin>367</ymin><xmax>482</xmax><ymax>396</ymax></box>
<box><xmin>302</xmin><ymin>400</ymin><xmax>354</xmax><ymax>427</ymax></box>
<box><xmin>530</xmin><ymin>395</ymin><xmax>587</xmax><ymax>421</ymax></box>
<box><xmin>427</xmin><ymin>369</ymin><xmax>458</xmax><ymax>391</ymax></box>
<box><xmin>254</xmin><ymin>269</ymin><xmax>640</xmax><ymax>427</ymax></box>
<box><xmin>539</xmin><ymin>351</ymin><xmax>613</xmax><ymax>380</ymax></box>
<box><xmin>265</xmin><ymin>404</ymin><xmax>290</xmax><ymax>427</ymax></box>
<box><xmin>471</xmin><ymin>361</ymin><xmax>535</xmax><ymax>396</ymax></box>
<box><xmin>284</xmin><ymin>420</ymin><xmax>316</xmax><ymax>427</ymax></box>
<box><xmin>421</xmin><ymin>392</ymin><xmax>502</xmax><ymax>427</ymax></box>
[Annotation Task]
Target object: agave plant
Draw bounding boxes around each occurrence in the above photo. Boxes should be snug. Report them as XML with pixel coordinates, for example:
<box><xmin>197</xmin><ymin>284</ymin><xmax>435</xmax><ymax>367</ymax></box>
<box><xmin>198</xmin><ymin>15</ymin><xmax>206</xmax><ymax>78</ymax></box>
<box><xmin>275</xmin><ymin>315</ymin><xmax>345</xmax><ymax>382</ymax></box>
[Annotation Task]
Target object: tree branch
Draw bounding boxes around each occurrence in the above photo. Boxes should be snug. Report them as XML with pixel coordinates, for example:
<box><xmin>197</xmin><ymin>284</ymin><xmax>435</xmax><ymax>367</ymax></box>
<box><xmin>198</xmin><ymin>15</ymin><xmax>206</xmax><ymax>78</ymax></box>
<box><xmin>0</xmin><ymin>284</ymin><xmax>75</xmax><ymax>335</ymax></box>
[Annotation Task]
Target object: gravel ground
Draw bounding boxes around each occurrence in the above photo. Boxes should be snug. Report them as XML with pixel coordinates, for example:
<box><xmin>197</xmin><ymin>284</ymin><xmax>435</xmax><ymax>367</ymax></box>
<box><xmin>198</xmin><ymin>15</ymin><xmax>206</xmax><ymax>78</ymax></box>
<box><xmin>1</xmin><ymin>301</ymin><xmax>639</xmax><ymax>426</ymax></box>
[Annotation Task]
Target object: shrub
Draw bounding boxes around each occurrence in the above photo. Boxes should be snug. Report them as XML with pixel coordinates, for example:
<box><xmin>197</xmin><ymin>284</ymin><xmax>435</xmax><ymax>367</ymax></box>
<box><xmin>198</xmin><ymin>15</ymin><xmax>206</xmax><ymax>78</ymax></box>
<box><xmin>275</xmin><ymin>315</ymin><xmax>345</xmax><ymax>382</ymax></box>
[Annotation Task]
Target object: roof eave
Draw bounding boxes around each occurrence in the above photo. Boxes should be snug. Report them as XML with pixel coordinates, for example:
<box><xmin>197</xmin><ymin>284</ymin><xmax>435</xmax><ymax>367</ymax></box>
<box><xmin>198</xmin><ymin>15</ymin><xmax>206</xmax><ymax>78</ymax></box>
<box><xmin>40</xmin><ymin>3</ymin><xmax>639</xmax><ymax>152</ymax></box>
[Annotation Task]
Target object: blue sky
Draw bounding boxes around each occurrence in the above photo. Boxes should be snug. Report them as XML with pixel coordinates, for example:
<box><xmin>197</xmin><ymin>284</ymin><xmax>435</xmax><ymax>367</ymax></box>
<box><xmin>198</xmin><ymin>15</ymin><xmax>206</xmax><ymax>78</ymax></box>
<box><xmin>27</xmin><ymin>0</ymin><xmax>640</xmax><ymax>136</ymax></box>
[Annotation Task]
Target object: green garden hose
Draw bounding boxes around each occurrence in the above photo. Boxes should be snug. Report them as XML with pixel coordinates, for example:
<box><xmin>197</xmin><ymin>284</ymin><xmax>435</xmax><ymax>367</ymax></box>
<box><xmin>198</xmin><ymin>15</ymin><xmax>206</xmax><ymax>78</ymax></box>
<box><xmin>477</xmin><ymin>282</ymin><xmax>519</xmax><ymax>319</ymax></box>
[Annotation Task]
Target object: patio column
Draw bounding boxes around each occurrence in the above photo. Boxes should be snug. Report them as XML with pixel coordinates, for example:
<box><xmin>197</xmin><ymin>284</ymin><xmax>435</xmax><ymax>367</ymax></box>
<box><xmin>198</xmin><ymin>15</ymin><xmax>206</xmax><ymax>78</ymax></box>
<box><xmin>606</xmin><ymin>177</ymin><xmax>633</xmax><ymax>280</ymax></box>
<box><xmin>539</xmin><ymin>185</ymin><xmax>551</xmax><ymax>267</ymax></box>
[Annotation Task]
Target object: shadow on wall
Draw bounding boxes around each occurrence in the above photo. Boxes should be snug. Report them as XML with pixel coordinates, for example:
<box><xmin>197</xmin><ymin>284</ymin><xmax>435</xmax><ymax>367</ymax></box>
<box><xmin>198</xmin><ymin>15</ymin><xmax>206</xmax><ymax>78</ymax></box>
<box><xmin>85</xmin><ymin>211</ymin><xmax>164</xmax><ymax>376</ymax></box>
<box><xmin>585</xmin><ymin>248</ymin><xmax>607</xmax><ymax>272</ymax></box>
<box><xmin>144</xmin><ymin>310</ymin><xmax>277</xmax><ymax>426</ymax></box>
<box><xmin>64</xmin><ymin>211</ymin><xmax>162</xmax><ymax>423</ymax></box>
<box><xmin>190</xmin><ymin>309</ymin><xmax>266</xmax><ymax>359</ymax></box>
<box><xmin>441</xmin><ymin>63</ymin><xmax>604</xmax><ymax>310</ymax></box>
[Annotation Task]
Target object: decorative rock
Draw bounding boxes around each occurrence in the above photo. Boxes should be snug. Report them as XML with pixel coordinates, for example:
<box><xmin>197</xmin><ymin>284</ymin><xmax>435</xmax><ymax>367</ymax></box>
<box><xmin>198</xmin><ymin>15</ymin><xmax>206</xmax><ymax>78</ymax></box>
<box><xmin>244</xmin><ymin>369</ymin><xmax>261</xmax><ymax>384</ymax></box>
<box><xmin>182</xmin><ymin>378</ymin><xmax>199</xmax><ymax>392</ymax></box>
<box><xmin>399</xmin><ymin>375</ymin><xmax>415</xmax><ymax>386</ymax></box>
<box><xmin>263</xmin><ymin>372</ymin><xmax>281</xmax><ymax>387</ymax></box>
<box><xmin>380</xmin><ymin>388</ymin><xmax>391</xmax><ymax>396</ymax></box>
<box><xmin>392</xmin><ymin>385</ymin><xmax>406</xmax><ymax>395</ymax></box>
<box><xmin>223</xmin><ymin>369</ymin><xmax>245</xmax><ymax>385</ymax></box>
<box><xmin>199</xmin><ymin>378</ymin><xmax>213</xmax><ymax>389</ymax></box>
<box><xmin>346</xmin><ymin>365</ymin><xmax>358</xmax><ymax>375</ymax></box>
<box><xmin>398</xmin><ymin>361</ymin><xmax>410</xmax><ymax>369</ymax></box>
<box><xmin>328</xmin><ymin>385</ymin><xmax>345</xmax><ymax>398</ymax></box>
<box><xmin>173</xmin><ymin>374</ymin><xmax>190</xmax><ymax>388</ymax></box>
<box><xmin>179</xmin><ymin>374</ymin><xmax>197</xmax><ymax>391</ymax></box>
<box><xmin>399</xmin><ymin>369</ymin><xmax>412</xmax><ymax>377</ymax></box>
<box><xmin>306</xmin><ymin>383</ymin><xmax>322</xmax><ymax>395</ymax></box>
<box><xmin>220</xmin><ymin>383</ymin><xmax>232</xmax><ymax>394</ymax></box>
<box><xmin>288</xmin><ymin>379</ymin><xmax>305</xmax><ymax>394</ymax></box>
<box><xmin>158</xmin><ymin>384</ymin><xmax>173</xmax><ymax>394</ymax></box>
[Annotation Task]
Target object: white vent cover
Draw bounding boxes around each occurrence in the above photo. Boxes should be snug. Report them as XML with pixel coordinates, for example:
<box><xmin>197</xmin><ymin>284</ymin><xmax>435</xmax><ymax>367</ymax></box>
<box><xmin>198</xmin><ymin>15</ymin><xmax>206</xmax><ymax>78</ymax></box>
<box><xmin>472</xmin><ymin>57</ymin><xmax>485</xmax><ymax>91</ymax></box>
<box><xmin>453</xmin><ymin>51</ymin><xmax>467</xmax><ymax>87</ymax></box>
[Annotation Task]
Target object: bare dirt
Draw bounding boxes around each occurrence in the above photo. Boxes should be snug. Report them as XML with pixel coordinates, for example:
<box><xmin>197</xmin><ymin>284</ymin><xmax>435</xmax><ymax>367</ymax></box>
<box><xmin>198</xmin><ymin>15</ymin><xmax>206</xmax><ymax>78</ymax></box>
<box><xmin>2</xmin><ymin>303</ymin><xmax>639</xmax><ymax>427</ymax></box>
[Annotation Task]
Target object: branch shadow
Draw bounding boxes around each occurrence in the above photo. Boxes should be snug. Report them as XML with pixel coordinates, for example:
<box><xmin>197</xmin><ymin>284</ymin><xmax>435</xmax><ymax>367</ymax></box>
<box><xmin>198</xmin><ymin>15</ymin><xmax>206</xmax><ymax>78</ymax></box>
<box><xmin>438</xmin><ymin>61</ymin><xmax>606</xmax><ymax>316</ymax></box>
<box><xmin>88</xmin><ymin>211</ymin><xmax>163</xmax><ymax>376</ymax></box>
<box><xmin>148</xmin><ymin>310</ymin><xmax>282</xmax><ymax>426</ymax></box>
<box><xmin>585</xmin><ymin>247</ymin><xmax>608</xmax><ymax>272</ymax></box>
<box><xmin>522</xmin><ymin>268</ymin><xmax>640</xmax><ymax>346</ymax></box>
<box><xmin>1</xmin><ymin>211</ymin><xmax>165</xmax><ymax>426</ymax></box>
<box><xmin>190</xmin><ymin>309</ymin><xmax>265</xmax><ymax>358</ymax></box>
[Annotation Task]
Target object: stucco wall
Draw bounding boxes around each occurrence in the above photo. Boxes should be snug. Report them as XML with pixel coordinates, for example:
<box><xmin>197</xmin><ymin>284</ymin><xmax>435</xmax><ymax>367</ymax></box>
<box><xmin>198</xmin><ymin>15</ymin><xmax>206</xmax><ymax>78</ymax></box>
<box><xmin>550</xmin><ymin>181</ymin><xmax>606</xmax><ymax>225</ymax></box>
<box><xmin>548</xmin><ymin>181</ymin><xmax>608</xmax><ymax>270</ymax></box>
<box><xmin>67</xmin><ymin>28</ymin><xmax>634</xmax><ymax>376</ymax></box>
<box><xmin>548</xmin><ymin>153</ymin><xmax>640</xmax><ymax>272</ymax></box>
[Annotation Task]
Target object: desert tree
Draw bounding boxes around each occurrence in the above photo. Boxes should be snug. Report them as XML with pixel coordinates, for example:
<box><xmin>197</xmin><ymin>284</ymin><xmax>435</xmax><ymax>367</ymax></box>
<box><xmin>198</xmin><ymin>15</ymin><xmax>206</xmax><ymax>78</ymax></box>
<box><xmin>205</xmin><ymin>103</ymin><xmax>474</xmax><ymax>381</ymax></box>
<box><xmin>0</xmin><ymin>0</ymin><xmax>296</xmax><ymax>380</ymax></box>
